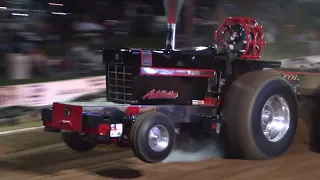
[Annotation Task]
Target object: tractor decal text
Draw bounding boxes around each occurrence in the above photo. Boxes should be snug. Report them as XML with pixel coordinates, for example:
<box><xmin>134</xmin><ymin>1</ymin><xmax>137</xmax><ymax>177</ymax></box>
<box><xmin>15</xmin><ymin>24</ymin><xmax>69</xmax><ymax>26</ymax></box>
<box><xmin>142</xmin><ymin>89</ymin><xmax>179</xmax><ymax>100</ymax></box>
<box><xmin>282</xmin><ymin>73</ymin><xmax>299</xmax><ymax>81</ymax></box>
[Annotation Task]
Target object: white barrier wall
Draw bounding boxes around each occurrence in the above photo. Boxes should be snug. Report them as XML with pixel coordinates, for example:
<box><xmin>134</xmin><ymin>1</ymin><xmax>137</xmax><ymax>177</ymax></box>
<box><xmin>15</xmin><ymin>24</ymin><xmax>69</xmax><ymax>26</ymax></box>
<box><xmin>306</xmin><ymin>55</ymin><xmax>320</xmax><ymax>63</ymax></box>
<box><xmin>0</xmin><ymin>76</ymin><xmax>106</xmax><ymax>108</ymax></box>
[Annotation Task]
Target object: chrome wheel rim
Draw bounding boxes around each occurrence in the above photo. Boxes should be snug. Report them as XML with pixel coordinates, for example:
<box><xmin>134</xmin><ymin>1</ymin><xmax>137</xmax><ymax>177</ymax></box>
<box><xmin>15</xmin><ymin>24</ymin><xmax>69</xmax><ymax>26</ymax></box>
<box><xmin>261</xmin><ymin>95</ymin><xmax>290</xmax><ymax>142</ymax></box>
<box><xmin>148</xmin><ymin>125</ymin><xmax>169</xmax><ymax>152</ymax></box>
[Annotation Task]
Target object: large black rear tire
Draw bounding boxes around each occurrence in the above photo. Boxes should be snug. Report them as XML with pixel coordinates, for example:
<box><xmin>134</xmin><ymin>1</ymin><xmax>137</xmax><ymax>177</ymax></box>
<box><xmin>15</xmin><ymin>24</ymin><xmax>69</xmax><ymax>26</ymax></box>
<box><xmin>222</xmin><ymin>70</ymin><xmax>298</xmax><ymax>160</ymax></box>
<box><xmin>62</xmin><ymin>132</ymin><xmax>97</xmax><ymax>152</ymax></box>
<box><xmin>301</xmin><ymin>96</ymin><xmax>320</xmax><ymax>152</ymax></box>
<box><xmin>130</xmin><ymin>111</ymin><xmax>175</xmax><ymax>163</ymax></box>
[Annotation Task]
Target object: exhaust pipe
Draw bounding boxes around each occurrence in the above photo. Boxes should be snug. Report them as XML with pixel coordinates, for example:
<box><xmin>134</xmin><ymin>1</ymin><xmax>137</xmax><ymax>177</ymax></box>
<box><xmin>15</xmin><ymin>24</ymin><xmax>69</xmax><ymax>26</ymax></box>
<box><xmin>163</xmin><ymin>0</ymin><xmax>184</xmax><ymax>50</ymax></box>
<box><xmin>166</xmin><ymin>23</ymin><xmax>176</xmax><ymax>50</ymax></box>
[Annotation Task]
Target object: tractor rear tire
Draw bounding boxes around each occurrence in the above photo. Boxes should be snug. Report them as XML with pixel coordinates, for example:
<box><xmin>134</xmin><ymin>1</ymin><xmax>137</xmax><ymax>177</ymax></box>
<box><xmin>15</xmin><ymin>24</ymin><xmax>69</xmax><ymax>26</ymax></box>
<box><xmin>301</xmin><ymin>96</ymin><xmax>320</xmax><ymax>152</ymax></box>
<box><xmin>62</xmin><ymin>132</ymin><xmax>97</xmax><ymax>152</ymax></box>
<box><xmin>130</xmin><ymin>111</ymin><xmax>175</xmax><ymax>163</ymax></box>
<box><xmin>222</xmin><ymin>70</ymin><xmax>298</xmax><ymax>160</ymax></box>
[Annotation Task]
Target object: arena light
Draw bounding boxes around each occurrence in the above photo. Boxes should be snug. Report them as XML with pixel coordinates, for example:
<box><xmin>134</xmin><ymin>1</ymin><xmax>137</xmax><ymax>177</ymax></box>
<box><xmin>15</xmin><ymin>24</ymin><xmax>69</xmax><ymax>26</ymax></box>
<box><xmin>52</xmin><ymin>12</ymin><xmax>70</xmax><ymax>15</ymax></box>
<box><xmin>48</xmin><ymin>3</ymin><xmax>64</xmax><ymax>6</ymax></box>
<box><xmin>11</xmin><ymin>13</ymin><xmax>28</xmax><ymax>16</ymax></box>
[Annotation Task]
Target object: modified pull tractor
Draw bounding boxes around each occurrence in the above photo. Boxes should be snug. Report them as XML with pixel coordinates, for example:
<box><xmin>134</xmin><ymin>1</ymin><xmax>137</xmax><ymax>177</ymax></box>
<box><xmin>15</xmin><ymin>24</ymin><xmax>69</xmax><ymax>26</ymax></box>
<box><xmin>41</xmin><ymin>17</ymin><xmax>304</xmax><ymax>163</ymax></box>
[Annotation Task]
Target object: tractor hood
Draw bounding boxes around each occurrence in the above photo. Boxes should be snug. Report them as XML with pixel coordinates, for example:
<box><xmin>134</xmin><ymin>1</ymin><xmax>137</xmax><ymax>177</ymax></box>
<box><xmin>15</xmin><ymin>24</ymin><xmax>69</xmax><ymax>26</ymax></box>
<box><xmin>102</xmin><ymin>46</ymin><xmax>281</xmax><ymax>71</ymax></box>
<box><xmin>102</xmin><ymin>46</ymin><xmax>225</xmax><ymax>70</ymax></box>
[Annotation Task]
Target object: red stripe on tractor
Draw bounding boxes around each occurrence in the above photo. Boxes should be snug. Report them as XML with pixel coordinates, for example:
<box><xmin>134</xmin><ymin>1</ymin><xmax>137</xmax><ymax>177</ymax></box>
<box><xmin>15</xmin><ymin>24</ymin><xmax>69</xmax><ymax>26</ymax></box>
<box><xmin>140</xmin><ymin>67</ymin><xmax>215</xmax><ymax>78</ymax></box>
<box><xmin>204</xmin><ymin>97</ymin><xmax>222</xmax><ymax>106</ymax></box>
<box><xmin>127</xmin><ymin>106</ymin><xmax>140</xmax><ymax>116</ymax></box>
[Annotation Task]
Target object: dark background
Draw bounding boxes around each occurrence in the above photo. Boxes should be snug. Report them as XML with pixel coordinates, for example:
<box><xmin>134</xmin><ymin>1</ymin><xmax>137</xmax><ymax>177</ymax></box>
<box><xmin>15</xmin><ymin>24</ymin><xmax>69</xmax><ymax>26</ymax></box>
<box><xmin>0</xmin><ymin>0</ymin><xmax>319</xmax><ymax>85</ymax></box>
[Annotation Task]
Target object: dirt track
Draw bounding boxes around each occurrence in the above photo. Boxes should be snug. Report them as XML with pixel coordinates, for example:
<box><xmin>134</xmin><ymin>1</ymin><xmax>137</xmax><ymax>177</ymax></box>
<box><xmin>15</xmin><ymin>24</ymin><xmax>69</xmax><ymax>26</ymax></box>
<box><xmin>0</xmin><ymin>120</ymin><xmax>319</xmax><ymax>180</ymax></box>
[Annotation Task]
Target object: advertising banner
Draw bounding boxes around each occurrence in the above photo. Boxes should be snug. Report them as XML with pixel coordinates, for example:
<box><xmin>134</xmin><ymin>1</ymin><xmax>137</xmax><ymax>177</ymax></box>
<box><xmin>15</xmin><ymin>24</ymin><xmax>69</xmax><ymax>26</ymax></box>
<box><xmin>0</xmin><ymin>85</ymin><xmax>24</xmax><ymax>107</ymax></box>
<box><xmin>0</xmin><ymin>76</ymin><xmax>106</xmax><ymax>108</ymax></box>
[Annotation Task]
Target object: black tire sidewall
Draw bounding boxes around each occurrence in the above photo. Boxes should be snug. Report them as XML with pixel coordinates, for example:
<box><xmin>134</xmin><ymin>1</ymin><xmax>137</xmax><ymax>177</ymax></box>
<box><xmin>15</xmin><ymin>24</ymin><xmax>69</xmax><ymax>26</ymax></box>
<box><xmin>62</xmin><ymin>132</ymin><xmax>97</xmax><ymax>152</ymax></box>
<box><xmin>130</xmin><ymin>113</ymin><xmax>149</xmax><ymax>161</ymax></box>
<box><xmin>250</xmin><ymin>79</ymin><xmax>298</xmax><ymax>157</ymax></box>
<box><xmin>134</xmin><ymin>113</ymin><xmax>175</xmax><ymax>163</ymax></box>
<box><xmin>104</xmin><ymin>108</ymin><xmax>126</xmax><ymax>121</ymax></box>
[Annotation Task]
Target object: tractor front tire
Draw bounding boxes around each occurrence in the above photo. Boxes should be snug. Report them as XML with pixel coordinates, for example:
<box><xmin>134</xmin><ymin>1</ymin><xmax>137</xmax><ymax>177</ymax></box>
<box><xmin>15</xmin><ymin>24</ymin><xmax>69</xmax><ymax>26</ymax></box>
<box><xmin>130</xmin><ymin>112</ymin><xmax>175</xmax><ymax>163</ymax></box>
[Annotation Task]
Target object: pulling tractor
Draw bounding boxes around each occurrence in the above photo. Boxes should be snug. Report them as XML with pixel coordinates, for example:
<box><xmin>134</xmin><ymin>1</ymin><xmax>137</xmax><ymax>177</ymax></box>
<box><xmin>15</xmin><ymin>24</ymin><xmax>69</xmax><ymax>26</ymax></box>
<box><xmin>41</xmin><ymin>16</ymin><xmax>320</xmax><ymax>163</ymax></box>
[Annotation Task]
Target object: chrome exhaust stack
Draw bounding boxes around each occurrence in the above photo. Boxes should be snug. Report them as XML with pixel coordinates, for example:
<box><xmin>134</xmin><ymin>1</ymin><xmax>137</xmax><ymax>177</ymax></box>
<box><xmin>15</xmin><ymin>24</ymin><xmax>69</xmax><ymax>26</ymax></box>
<box><xmin>163</xmin><ymin>0</ymin><xmax>184</xmax><ymax>50</ymax></box>
<box><xmin>166</xmin><ymin>23</ymin><xmax>177</xmax><ymax>50</ymax></box>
